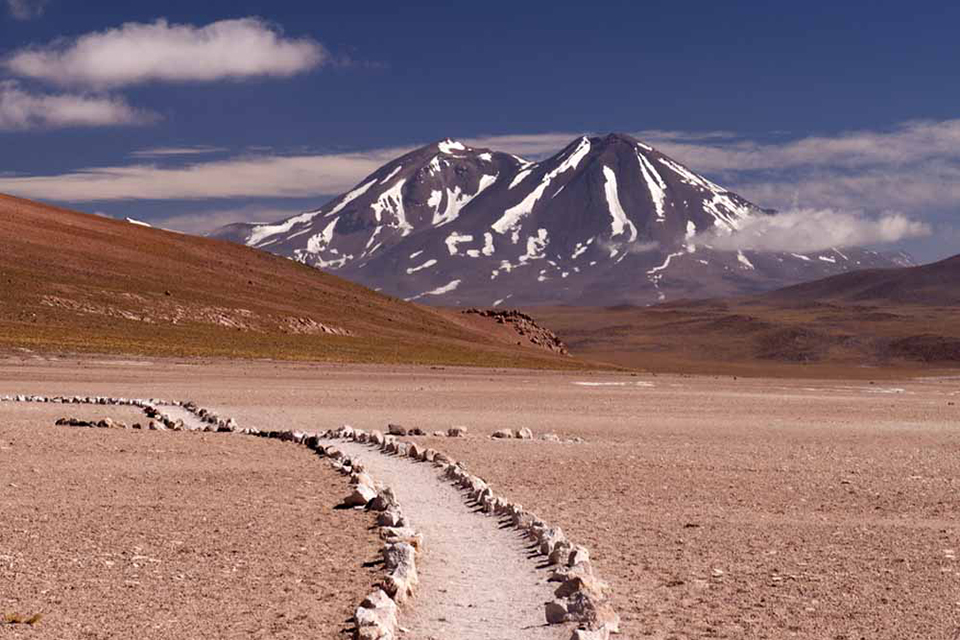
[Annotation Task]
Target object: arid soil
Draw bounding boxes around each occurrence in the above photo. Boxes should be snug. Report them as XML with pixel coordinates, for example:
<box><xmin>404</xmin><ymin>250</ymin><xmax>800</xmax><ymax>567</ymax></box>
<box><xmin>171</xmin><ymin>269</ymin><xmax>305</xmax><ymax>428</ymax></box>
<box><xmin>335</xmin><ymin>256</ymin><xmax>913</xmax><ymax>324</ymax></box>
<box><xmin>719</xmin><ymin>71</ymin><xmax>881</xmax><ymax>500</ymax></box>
<box><xmin>533</xmin><ymin>302</ymin><xmax>960</xmax><ymax>377</ymax></box>
<box><xmin>0</xmin><ymin>194</ymin><xmax>574</xmax><ymax>368</ymax></box>
<box><xmin>0</xmin><ymin>398</ymin><xmax>381</xmax><ymax>640</ymax></box>
<box><xmin>2</xmin><ymin>356</ymin><xmax>959</xmax><ymax>639</ymax></box>
<box><xmin>528</xmin><ymin>254</ymin><xmax>960</xmax><ymax>376</ymax></box>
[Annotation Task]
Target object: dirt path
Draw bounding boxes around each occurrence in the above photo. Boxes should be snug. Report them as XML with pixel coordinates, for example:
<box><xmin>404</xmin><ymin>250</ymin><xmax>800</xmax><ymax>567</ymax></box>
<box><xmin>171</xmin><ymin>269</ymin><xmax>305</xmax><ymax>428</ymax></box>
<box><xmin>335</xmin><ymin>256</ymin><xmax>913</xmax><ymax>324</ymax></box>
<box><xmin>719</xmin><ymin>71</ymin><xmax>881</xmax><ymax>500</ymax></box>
<box><xmin>335</xmin><ymin>441</ymin><xmax>564</xmax><ymax>640</ymax></box>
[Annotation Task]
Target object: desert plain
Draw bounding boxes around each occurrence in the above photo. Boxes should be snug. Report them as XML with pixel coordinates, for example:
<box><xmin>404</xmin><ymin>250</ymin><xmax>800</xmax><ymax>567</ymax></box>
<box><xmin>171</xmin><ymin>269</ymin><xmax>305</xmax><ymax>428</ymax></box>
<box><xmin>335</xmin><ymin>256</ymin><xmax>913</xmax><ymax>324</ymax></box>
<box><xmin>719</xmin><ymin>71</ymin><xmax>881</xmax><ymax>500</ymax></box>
<box><xmin>1</xmin><ymin>355</ymin><xmax>958</xmax><ymax>639</ymax></box>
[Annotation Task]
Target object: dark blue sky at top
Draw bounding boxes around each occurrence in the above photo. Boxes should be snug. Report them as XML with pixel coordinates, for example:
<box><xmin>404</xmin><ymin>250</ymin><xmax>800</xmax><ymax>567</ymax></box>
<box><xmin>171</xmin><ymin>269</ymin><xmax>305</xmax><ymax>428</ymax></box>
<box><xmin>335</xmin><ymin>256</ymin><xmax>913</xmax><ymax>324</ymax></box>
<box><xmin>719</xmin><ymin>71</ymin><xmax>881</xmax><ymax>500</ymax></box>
<box><xmin>0</xmin><ymin>0</ymin><xmax>958</xmax><ymax>260</ymax></box>
<box><xmin>2</xmin><ymin>0</ymin><xmax>958</xmax><ymax>169</ymax></box>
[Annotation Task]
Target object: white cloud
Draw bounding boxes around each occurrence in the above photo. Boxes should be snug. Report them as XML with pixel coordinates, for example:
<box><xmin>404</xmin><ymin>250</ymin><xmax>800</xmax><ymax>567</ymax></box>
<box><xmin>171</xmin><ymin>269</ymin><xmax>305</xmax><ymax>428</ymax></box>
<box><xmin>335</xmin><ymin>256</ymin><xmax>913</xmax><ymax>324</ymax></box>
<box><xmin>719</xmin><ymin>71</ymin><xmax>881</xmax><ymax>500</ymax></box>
<box><xmin>4</xmin><ymin>17</ymin><xmax>327</xmax><ymax>88</ymax></box>
<box><xmin>694</xmin><ymin>209</ymin><xmax>931</xmax><ymax>253</ymax></box>
<box><xmin>6</xmin><ymin>0</ymin><xmax>48</xmax><ymax>20</ymax></box>
<box><xmin>638</xmin><ymin>120</ymin><xmax>960</xmax><ymax>172</ymax></box>
<box><xmin>0</xmin><ymin>146</ymin><xmax>412</xmax><ymax>201</ymax></box>
<box><xmin>632</xmin><ymin>120</ymin><xmax>960</xmax><ymax>215</ymax></box>
<box><xmin>0</xmin><ymin>81</ymin><xmax>156</xmax><ymax>130</ymax></box>
<box><xmin>1</xmin><ymin>119</ymin><xmax>958</xmax><ymax>243</ymax></box>
<box><xmin>597</xmin><ymin>238</ymin><xmax>660</xmax><ymax>256</ymax></box>
<box><xmin>130</xmin><ymin>146</ymin><xmax>227</xmax><ymax>158</ymax></box>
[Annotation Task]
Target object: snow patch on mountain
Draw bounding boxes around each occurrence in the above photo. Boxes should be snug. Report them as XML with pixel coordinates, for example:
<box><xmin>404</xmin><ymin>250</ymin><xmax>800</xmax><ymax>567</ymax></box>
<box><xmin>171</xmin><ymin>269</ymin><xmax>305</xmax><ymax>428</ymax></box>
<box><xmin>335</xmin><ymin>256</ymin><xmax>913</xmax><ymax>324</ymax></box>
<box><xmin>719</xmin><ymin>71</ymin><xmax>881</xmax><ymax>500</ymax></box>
<box><xmin>248</xmin><ymin>211</ymin><xmax>318</xmax><ymax>247</ymax></box>
<box><xmin>406</xmin><ymin>278</ymin><xmax>461</xmax><ymax>301</ymax></box>
<box><xmin>438</xmin><ymin>139</ymin><xmax>466</xmax><ymax>154</ymax></box>
<box><xmin>305</xmin><ymin>216</ymin><xmax>339</xmax><ymax>254</ymax></box>
<box><xmin>380</xmin><ymin>165</ymin><xmax>403</xmax><ymax>184</ymax></box>
<box><xmin>371</xmin><ymin>179</ymin><xmax>412</xmax><ymax>235</ymax></box>
<box><xmin>407</xmin><ymin>258</ymin><xmax>437</xmax><ymax>274</ymax></box>
<box><xmin>636</xmin><ymin>150</ymin><xmax>667</xmax><ymax>221</ymax></box>
<box><xmin>432</xmin><ymin>174</ymin><xmax>498</xmax><ymax>227</ymax></box>
<box><xmin>509</xmin><ymin>168</ymin><xmax>533</xmax><ymax>189</ymax></box>
<box><xmin>324</xmin><ymin>178</ymin><xmax>377</xmax><ymax>219</ymax></box>
<box><xmin>445</xmin><ymin>232</ymin><xmax>474</xmax><ymax>256</ymax></box>
<box><xmin>602</xmin><ymin>166</ymin><xmax>638</xmax><ymax>241</ymax></box>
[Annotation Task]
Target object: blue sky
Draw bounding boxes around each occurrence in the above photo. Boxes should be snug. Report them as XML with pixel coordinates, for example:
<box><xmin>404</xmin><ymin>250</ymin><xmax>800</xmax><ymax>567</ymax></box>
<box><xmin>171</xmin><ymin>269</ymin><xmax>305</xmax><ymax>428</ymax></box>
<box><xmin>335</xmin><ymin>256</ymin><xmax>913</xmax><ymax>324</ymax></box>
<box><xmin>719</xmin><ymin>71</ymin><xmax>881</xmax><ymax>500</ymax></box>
<box><xmin>0</xmin><ymin>0</ymin><xmax>958</xmax><ymax>261</ymax></box>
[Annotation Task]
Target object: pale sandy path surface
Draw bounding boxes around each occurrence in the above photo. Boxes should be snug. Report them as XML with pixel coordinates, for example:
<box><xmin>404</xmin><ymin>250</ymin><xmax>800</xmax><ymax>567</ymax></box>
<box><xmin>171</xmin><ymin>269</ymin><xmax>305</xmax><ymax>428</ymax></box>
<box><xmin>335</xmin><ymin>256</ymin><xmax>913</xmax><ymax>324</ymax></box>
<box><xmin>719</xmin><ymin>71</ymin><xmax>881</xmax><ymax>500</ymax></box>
<box><xmin>0</xmin><ymin>400</ymin><xmax>381</xmax><ymax>640</ymax></box>
<box><xmin>335</xmin><ymin>440</ymin><xmax>564</xmax><ymax>640</ymax></box>
<box><xmin>2</xmin><ymin>356</ymin><xmax>959</xmax><ymax>639</ymax></box>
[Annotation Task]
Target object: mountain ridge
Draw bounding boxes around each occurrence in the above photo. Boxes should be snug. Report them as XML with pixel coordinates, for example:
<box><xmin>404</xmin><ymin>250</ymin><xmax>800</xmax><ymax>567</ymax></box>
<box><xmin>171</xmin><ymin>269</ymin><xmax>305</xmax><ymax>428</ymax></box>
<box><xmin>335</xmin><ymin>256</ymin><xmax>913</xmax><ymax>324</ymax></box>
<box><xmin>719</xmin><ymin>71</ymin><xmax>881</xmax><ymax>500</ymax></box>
<box><xmin>211</xmin><ymin>133</ymin><xmax>913</xmax><ymax>306</ymax></box>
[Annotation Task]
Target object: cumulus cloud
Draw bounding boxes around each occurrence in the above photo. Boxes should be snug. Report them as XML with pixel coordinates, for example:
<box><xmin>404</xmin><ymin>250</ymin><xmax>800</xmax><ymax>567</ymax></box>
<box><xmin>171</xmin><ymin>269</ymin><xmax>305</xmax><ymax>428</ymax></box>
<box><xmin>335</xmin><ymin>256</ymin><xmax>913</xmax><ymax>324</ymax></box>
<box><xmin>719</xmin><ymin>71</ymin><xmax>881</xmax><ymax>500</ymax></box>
<box><xmin>0</xmin><ymin>81</ymin><xmax>156</xmax><ymax>130</ymax></box>
<box><xmin>4</xmin><ymin>17</ymin><xmax>327</xmax><ymax>87</ymax></box>
<box><xmin>6</xmin><ymin>0</ymin><xmax>48</xmax><ymax>20</ymax></box>
<box><xmin>694</xmin><ymin>209</ymin><xmax>931</xmax><ymax>253</ymax></box>
<box><xmin>0</xmin><ymin>146</ymin><xmax>412</xmax><ymax>201</ymax></box>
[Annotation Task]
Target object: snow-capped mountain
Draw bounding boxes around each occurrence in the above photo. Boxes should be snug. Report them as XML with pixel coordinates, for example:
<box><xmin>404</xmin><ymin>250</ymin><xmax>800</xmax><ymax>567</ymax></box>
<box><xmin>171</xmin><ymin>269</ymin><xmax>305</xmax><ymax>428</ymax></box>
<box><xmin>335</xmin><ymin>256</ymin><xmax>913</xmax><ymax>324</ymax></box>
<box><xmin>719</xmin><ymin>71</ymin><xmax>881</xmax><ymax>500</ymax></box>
<box><xmin>210</xmin><ymin>134</ymin><xmax>913</xmax><ymax>306</ymax></box>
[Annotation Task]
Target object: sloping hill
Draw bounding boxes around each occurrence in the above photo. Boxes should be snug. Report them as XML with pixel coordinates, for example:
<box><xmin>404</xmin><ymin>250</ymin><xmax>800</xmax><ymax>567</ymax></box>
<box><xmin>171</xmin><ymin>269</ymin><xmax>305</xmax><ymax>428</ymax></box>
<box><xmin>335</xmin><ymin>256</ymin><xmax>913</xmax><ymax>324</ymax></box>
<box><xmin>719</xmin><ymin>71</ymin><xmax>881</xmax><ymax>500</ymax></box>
<box><xmin>531</xmin><ymin>254</ymin><xmax>960</xmax><ymax>377</ymax></box>
<box><xmin>761</xmin><ymin>254</ymin><xmax>960</xmax><ymax>306</ymax></box>
<box><xmin>0</xmin><ymin>194</ymin><xmax>576</xmax><ymax>367</ymax></box>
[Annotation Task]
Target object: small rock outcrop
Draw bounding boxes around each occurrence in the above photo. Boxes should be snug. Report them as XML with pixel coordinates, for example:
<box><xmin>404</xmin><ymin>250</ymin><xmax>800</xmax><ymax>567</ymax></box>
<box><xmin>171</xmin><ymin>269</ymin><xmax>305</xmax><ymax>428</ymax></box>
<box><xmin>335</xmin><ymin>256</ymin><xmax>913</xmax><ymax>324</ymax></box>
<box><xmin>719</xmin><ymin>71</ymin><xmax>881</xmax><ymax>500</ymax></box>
<box><xmin>462</xmin><ymin>308</ymin><xmax>569</xmax><ymax>355</ymax></box>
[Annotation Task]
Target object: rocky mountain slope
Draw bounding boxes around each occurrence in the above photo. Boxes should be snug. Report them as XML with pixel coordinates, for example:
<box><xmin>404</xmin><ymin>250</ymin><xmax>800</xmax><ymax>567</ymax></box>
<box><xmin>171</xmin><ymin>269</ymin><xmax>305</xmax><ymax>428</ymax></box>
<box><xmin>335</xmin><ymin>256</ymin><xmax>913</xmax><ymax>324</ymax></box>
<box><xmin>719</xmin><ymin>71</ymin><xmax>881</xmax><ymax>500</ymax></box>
<box><xmin>0</xmin><ymin>194</ymin><xmax>575</xmax><ymax>367</ymax></box>
<box><xmin>212</xmin><ymin>134</ymin><xmax>912</xmax><ymax>306</ymax></box>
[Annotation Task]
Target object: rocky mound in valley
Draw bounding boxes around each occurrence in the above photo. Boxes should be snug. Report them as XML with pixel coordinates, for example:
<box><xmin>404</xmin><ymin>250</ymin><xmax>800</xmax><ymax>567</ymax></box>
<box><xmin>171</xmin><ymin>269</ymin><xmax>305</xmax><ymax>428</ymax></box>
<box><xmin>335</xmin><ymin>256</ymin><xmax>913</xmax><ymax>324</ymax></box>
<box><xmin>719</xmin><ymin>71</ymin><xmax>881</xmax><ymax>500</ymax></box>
<box><xmin>211</xmin><ymin>134</ymin><xmax>912</xmax><ymax>306</ymax></box>
<box><xmin>461</xmin><ymin>308</ymin><xmax>569</xmax><ymax>355</ymax></box>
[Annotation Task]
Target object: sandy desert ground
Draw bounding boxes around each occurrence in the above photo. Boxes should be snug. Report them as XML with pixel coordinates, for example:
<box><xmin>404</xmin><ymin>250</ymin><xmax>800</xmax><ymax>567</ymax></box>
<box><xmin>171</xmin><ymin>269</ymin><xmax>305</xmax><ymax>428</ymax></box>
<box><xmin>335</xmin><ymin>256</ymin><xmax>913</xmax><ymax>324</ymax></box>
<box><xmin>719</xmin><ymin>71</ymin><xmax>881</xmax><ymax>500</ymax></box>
<box><xmin>1</xmin><ymin>354</ymin><xmax>958</xmax><ymax>639</ymax></box>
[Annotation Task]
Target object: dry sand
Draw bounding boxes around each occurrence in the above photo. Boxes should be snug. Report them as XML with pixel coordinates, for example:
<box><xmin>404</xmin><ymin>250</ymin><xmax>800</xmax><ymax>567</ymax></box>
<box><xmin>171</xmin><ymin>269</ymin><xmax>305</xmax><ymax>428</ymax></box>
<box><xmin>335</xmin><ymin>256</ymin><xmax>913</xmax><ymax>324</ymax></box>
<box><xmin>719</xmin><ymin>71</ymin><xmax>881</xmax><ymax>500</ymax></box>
<box><xmin>0</xmin><ymin>398</ymin><xmax>381</xmax><ymax>640</ymax></box>
<box><xmin>1</xmin><ymin>355</ymin><xmax>959</xmax><ymax>639</ymax></box>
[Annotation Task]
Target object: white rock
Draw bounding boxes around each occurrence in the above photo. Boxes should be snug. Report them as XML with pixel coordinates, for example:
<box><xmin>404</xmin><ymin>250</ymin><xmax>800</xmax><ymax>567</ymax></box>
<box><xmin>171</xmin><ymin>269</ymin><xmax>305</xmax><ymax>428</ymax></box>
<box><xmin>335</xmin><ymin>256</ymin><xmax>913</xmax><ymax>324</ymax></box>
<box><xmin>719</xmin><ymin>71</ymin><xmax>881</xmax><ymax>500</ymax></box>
<box><xmin>570</xmin><ymin>627</ymin><xmax>610</xmax><ymax>640</ymax></box>
<box><xmin>344</xmin><ymin>484</ymin><xmax>378</xmax><ymax>507</ymax></box>
<box><xmin>351</xmin><ymin>472</ymin><xmax>375</xmax><ymax>489</ymax></box>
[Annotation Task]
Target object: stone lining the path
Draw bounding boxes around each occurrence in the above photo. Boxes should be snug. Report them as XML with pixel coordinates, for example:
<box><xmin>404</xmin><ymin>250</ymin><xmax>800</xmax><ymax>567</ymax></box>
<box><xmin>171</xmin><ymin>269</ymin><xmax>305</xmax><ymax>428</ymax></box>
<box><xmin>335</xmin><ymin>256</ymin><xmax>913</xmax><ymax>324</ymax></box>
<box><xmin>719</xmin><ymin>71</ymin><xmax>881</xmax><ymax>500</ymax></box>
<box><xmin>4</xmin><ymin>394</ymin><xmax>618</xmax><ymax>639</ymax></box>
<box><xmin>320</xmin><ymin>427</ymin><xmax>620</xmax><ymax>640</ymax></box>
<box><xmin>250</xmin><ymin>427</ymin><xmax>420</xmax><ymax>640</ymax></box>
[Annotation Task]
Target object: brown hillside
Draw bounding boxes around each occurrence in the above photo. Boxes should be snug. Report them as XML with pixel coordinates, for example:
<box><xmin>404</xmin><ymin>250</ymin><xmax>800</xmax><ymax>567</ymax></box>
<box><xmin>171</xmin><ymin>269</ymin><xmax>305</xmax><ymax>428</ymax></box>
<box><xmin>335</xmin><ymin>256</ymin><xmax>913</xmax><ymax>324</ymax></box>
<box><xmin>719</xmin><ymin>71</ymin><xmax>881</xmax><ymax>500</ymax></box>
<box><xmin>0</xmin><ymin>194</ymin><xmax>576</xmax><ymax>368</ymax></box>
<box><xmin>531</xmin><ymin>254</ymin><xmax>960</xmax><ymax>377</ymax></box>
<box><xmin>760</xmin><ymin>253</ymin><xmax>960</xmax><ymax>306</ymax></box>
